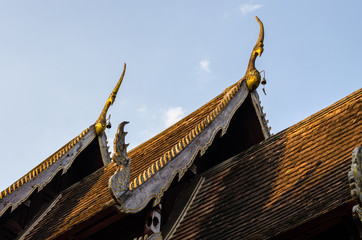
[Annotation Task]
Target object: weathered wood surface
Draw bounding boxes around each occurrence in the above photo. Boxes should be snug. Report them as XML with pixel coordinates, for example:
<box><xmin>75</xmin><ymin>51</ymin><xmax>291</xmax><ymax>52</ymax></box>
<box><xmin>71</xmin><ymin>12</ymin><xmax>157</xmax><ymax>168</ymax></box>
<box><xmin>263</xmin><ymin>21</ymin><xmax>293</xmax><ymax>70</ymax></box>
<box><xmin>116</xmin><ymin>82</ymin><xmax>249</xmax><ymax>213</ymax></box>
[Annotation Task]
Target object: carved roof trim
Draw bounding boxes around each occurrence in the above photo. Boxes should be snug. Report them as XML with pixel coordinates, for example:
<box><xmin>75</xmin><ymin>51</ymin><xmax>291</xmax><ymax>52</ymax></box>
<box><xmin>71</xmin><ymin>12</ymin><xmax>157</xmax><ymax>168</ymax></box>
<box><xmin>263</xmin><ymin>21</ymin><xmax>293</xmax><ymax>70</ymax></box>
<box><xmin>250</xmin><ymin>91</ymin><xmax>271</xmax><ymax>138</ymax></box>
<box><xmin>128</xmin><ymin>80</ymin><xmax>245</xmax><ymax>191</ymax></box>
<box><xmin>0</xmin><ymin>126</ymin><xmax>94</xmax><ymax>216</ymax></box>
<box><xmin>115</xmin><ymin>81</ymin><xmax>251</xmax><ymax>213</ymax></box>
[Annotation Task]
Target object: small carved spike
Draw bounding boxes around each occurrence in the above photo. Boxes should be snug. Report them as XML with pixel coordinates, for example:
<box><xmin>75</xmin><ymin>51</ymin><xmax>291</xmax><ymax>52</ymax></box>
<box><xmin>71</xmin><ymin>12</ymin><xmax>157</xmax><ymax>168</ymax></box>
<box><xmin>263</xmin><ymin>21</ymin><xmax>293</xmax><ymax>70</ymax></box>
<box><xmin>138</xmin><ymin>175</ymin><xmax>142</xmax><ymax>185</ymax></box>
<box><xmin>210</xmin><ymin>112</ymin><xmax>215</xmax><ymax>121</ymax></box>
<box><xmin>217</xmin><ymin>104</ymin><xmax>222</xmax><ymax>113</ymax></box>
<box><xmin>170</xmin><ymin>148</ymin><xmax>175</xmax><ymax>158</ymax></box>
<box><xmin>155</xmin><ymin>161</ymin><xmax>159</xmax><ymax>171</ymax></box>
<box><xmin>182</xmin><ymin>138</ymin><xmax>187</xmax><ymax>148</ymax></box>
<box><xmin>191</xmin><ymin>129</ymin><xmax>196</xmax><ymax>138</ymax></box>
<box><xmin>162</xmin><ymin>156</ymin><xmax>168</xmax><ymax>166</ymax></box>
<box><xmin>195</xmin><ymin>126</ymin><xmax>199</xmax><ymax>135</ymax></box>
<box><xmin>147</xmin><ymin>167</ymin><xmax>152</xmax><ymax>178</ymax></box>
<box><xmin>185</xmin><ymin>136</ymin><xmax>190</xmax><ymax>145</ymax></box>
<box><xmin>207</xmin><ymin>115</ymin><xmax>211</xmax><ymax>124</ymax></box>
<box><xmin>151</xmin><ymin>163</ymin><xmax>155</xmax><ymax>174</ymax></box>
<box><xmin>200</xmin><ymin>121</ymin><xmax>205</xmax><ymax>130</ymax></box>
<box><xmin>177</xmin><ymin>142</ymin><xmax>182</xmax><ymax>152</ymax></box>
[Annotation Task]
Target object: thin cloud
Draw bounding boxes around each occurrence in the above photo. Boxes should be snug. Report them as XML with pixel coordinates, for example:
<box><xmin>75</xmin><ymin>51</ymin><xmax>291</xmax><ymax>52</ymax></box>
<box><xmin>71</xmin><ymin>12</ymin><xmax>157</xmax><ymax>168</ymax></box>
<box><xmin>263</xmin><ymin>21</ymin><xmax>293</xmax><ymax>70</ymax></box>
<box><xmin>137</xmin><ymin>105</ymin><xmax>147</xmax><ymax>117</ymax></box>
<box><xmin>200</xmin><ymin>59</ymin><xmax>211</xmax><ymax>73</ymax></box>
<box><xmin>137</xmin><ymin>106</ymin><xmax>147</xmax><ymax>114</ymax></box>
<box><xmin>239</xmin><ymin>2</ymin><xmax>263</xmax><ymax>15</ymax></box>
<box><xmin>163</xmin><ymin>107</ymin><xmax>185</xmax><ymax>127</ymax></box>
<box><xmin>195</xmin><ymin>58</ymin><xmax>214</xmax><ymax>89</ymax></box>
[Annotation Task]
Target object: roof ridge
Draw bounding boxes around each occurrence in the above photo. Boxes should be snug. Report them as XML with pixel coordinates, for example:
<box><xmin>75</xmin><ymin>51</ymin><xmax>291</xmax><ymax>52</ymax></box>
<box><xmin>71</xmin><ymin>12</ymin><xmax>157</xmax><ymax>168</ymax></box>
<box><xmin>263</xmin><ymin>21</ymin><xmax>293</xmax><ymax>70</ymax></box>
<box><xmin>128</xmin><ymin>80</ymin><xmax>244</xmax><ymax>190</ymax></box>
<box><xmin>128</xmin><ymin>81</ymin><xmax>239</xmax><ymax>154</ymax></box>
<box><xmin>0</xmin><ymin>127</ymin><xmax>90</xmax><ymax>200</ymax></box>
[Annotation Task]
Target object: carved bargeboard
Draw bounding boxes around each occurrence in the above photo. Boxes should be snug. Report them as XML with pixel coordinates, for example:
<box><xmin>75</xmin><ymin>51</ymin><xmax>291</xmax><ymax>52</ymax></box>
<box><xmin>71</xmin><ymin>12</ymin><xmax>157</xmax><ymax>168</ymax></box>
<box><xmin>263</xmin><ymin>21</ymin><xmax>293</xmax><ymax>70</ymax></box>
<box><xmin>348</xmin><ymin>146</ymin><xmax>362</xmax><ymax>236</ymax></box>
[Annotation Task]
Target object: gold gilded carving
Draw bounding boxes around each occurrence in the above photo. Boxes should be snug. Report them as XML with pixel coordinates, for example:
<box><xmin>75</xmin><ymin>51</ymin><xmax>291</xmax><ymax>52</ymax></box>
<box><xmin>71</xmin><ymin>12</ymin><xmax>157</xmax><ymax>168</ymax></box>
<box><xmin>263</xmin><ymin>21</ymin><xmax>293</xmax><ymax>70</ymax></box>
<box><xmin>95</xmin><ymin>63</ymin><xmax>127</xmax><ymax>135</ymax></box>
<box><xmin>242</xmin><ymin>16</ymin><xmax>264</xmax><ymax>92</ymax></box>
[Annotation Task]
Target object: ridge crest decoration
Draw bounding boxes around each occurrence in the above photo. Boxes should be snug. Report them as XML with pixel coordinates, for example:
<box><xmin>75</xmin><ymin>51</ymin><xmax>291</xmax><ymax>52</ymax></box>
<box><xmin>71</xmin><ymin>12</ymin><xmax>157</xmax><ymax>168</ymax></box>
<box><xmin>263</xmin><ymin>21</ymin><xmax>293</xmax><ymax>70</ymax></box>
<box><xmin>109</xmin><ymin>122</ymin><xmax>131</xmax><ymax>199</ymax></box>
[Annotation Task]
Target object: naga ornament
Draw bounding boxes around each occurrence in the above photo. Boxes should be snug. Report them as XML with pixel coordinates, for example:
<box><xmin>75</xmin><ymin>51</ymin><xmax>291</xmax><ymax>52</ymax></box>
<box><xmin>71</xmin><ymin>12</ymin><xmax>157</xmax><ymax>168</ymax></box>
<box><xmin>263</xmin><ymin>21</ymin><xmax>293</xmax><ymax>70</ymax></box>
<box><xmin>109</xmin><ymin>122</ymin><xmax>131</xmax><ymax>198</ymax></box>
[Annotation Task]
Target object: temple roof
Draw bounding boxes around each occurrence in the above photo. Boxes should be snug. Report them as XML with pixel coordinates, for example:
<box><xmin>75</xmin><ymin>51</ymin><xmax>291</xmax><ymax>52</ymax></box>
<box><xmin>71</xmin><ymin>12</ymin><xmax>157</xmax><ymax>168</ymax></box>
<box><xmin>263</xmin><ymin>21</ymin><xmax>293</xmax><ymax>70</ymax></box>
<box><xmin>22</xmin><ymin>78</ymin><xmax>269</xmax><ymax>240</ymax></box>
<box><xmin>168</xmin><ymin>88</ymin><xmax>362</xmax><ymax>239</ymax></box>
<box><xmin>0</xmin><ymin>64</ymin><xmax>125</xmax><ymax>219</ymax></box>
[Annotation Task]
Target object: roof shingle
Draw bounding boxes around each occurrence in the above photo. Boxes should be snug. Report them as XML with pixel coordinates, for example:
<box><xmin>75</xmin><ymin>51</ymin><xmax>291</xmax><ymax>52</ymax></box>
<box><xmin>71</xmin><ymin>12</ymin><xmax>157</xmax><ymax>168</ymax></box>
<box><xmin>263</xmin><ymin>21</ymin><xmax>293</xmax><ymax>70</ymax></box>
<box><xmin>170</xmin><ymin>88</ymin><xmax>362</xmax><ymax>240</ymax></box>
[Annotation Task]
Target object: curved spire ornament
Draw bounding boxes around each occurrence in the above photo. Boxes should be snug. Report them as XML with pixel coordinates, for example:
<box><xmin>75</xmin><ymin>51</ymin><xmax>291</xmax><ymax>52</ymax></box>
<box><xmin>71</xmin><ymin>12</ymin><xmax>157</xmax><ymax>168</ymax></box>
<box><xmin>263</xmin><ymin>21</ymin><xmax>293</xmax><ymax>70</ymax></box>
<box><xmin>95</xmin><ymin>63</ymin><xmax>126</xmax><ymax>135</ymax></box>
<box><xmin>243</xmin><ymin>16</ymin><xmax>265</xmax><ymax>92</ymax></box>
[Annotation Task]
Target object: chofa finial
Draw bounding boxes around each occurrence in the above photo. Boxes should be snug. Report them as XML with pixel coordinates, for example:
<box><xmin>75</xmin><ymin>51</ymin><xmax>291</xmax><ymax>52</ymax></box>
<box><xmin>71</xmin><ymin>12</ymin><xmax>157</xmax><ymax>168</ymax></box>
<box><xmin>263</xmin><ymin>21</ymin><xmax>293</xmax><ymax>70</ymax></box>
<box><xmin>243</xmin><ymin>16</ymin><xmax>265</xmax><ymax>92</ymax></box>
<box><xmin>95</xmin><ymin>63</ymin><xmax>127</xmax><ymax>135</ymax></box>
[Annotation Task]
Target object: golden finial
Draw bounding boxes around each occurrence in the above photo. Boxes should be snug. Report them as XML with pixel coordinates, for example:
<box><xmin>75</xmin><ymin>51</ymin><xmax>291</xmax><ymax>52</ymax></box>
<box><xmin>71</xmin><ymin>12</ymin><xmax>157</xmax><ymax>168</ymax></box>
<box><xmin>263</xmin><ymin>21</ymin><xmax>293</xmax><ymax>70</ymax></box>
<box><xmin>95</xmin><ymin>63</ymin><xmax>127</xmax><ymax>135</ymax></box>
<box><xmin>243</xmin><ymin>16</ymin><xmax>264</xmax><ymax>91</ymax></box>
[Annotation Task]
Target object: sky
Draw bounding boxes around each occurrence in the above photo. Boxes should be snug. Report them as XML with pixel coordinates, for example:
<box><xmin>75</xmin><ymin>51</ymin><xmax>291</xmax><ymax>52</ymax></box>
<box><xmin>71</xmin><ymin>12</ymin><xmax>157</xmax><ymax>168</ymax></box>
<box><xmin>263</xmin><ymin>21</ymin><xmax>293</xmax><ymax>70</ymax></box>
<box><xmin>0</xmin><ymin>0</ymin><xmax>361</xmax><ymax>191</ymax></box>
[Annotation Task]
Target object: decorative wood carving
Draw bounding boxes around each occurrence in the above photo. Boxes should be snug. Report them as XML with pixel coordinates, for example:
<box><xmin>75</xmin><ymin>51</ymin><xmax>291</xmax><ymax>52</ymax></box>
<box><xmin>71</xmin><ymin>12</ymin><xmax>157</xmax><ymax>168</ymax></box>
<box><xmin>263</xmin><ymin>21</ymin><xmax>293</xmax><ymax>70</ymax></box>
<box><xmin>109</xmin><ymin>122</ymin><xmax>131</xmax><ymax>198</ymax></box>
<box><xmin>133</xmin><ymin>232</ymin><xmax>162</xmax><ymax>240</ymax></box>
<box><xmin>144</xmin><ymin>204</ymin><xmax>162</xmax><ymax>236</ymax></box>
<box><xmin>114</xmin><ymin>81</ymin><xmax>249</xmax><ymax>213</ymax></box>
<box><xmin>348</xmin><ymin>146</ymin><xmax>362</xmax><ymax>237</ymax></box>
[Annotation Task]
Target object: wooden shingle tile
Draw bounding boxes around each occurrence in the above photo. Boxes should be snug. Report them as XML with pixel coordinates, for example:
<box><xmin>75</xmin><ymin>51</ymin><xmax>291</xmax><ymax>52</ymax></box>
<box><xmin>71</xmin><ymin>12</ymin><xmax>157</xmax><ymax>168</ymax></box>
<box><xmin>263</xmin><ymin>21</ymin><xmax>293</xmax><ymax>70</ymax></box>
<box><xmin>171</xmin><ymin>88</ymin><xmax>362</xmax><ymax>240</ymax></box>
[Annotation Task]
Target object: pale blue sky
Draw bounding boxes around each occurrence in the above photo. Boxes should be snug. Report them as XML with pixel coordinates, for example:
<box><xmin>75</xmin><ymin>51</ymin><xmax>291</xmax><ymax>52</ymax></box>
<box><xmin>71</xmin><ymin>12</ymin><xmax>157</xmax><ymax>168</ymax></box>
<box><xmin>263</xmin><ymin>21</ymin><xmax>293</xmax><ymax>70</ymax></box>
<box><xmin>0</xmin><ymin>0</ymin><xmax>361</xmax><ymax>190</ymax></box>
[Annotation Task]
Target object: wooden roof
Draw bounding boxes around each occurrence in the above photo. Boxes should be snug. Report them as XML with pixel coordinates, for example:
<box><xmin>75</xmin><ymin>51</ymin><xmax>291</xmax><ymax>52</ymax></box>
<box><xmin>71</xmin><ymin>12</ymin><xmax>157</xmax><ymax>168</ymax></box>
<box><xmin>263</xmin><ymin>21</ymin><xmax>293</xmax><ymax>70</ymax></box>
<box><xmin>23</xmin><ymin>79</ymin><xmax>269</xmax><ymax>239</ymax></box>
<box><xmin>0</xmin><ymin>127</ymin><xmax>92</xmax><ymax>216</ymax></box>
<box><xmin>169</xmin><ymin>88</ymin><xmax>362</xmax><ymax>239</ymax></box>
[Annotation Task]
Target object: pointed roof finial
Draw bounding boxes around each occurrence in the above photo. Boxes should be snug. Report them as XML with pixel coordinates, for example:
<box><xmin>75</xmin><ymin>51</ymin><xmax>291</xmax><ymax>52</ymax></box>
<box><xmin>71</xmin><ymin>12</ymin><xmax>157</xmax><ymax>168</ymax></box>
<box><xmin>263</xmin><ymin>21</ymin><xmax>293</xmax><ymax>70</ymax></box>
<box><xmin>95</xmin><ymin>63</ymin><xmax>127</xmax><ymax>135</ymax></box>
<box><xmin>243</xmin><ymin>16</ymin><xmax>265</xmax><ymax>91</ymax></box>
